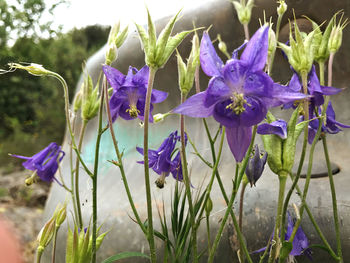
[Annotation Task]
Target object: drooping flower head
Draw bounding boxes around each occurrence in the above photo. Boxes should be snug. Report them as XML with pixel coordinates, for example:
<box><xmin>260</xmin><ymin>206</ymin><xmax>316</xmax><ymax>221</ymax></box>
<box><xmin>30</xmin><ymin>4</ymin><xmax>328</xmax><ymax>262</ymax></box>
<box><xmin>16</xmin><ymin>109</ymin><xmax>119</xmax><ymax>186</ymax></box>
<box><xmin>174</xmin><ymin>26</ymin><xmax>306</xmax><ymax>162</ymax></box>
<box><xmin>245</xmin><ymin>145</ymin><xmax>267</xmax><ymax>186</ymax></box>
<box><xmin>137</xmin><ymin>131</ymin><xmax>186</xmax><ymax>188</ymax></box>
<box><xmin>103</xmin><ymin>65</ymin><xmax>168</xmax><ymax>122</ymax></box>
<box><xmin>11</xmin><ymin>142</ymin><xmax>65</xmax><ymax>183</ymax></box>
<box><xmin>308</xmin><ymin>101</ymin><xmax>350</xmax><ymax>144</ymax></box>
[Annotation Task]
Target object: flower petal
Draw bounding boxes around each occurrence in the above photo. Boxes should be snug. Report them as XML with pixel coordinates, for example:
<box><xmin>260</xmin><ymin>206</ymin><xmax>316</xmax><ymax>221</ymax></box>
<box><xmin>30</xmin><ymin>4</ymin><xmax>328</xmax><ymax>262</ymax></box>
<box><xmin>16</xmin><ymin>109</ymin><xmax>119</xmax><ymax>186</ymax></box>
<box><xmin>222</xmin><ymin>60</ymin><xmax>249</xmax><ymax>93</ymax></box>
<box><xmin>240</xmin><ymin>25</ymin><xmax>269</xmax><ymax>72</ymax></box>
<box><xmin>257</xmin><ymin>120</ymin><xmax>288</xmax><ymax>139</ymax></box>
<box><xmin>151</xmin><ymin>89</ymin><xmax>168</xmax><ymax>103</ymax></box>
<box><xmin>133</xmin><ymin>65</ymin><xmax>149</xmax><ymax>87</ymax></box>
<box><xmin>204</xmin><ymin>76</ymin><xmax>230</xmax><ymax>107</ymax></box>
<box><xmin>103</xmin><ymin>65</ymin><xmax>125</xmax><ymax>90</ymax></box>
<box><xmin>172</xmin><ymin>92</ymin><xmax>215</xmax><ymax>118</ymax></box>
<box><xmin>226</xmin><ymin>126</ymin><xmax>252</xmax><ymax>162</ymax></box>
<box><xmin>200</xmin><ymin>32</ymin><xmax>224</xmax><ymax>77</ymax></box>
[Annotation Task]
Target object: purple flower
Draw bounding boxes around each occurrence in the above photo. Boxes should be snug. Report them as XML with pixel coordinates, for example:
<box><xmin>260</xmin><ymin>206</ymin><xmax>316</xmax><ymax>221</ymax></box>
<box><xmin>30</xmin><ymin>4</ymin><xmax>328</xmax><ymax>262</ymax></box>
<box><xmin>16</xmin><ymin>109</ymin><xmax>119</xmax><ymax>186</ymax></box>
<box><xmin>173</xmin><ymin>26</ymin><xmax>306</xmax><ymax>162</ymax></box>
<box><xmin>283</xmin><ymin>66</ymin><xmax>341</xmax><ymax>109</ymax></box>
<box><xmin>11</xmin><ymin>142</ymin><xmax>65</xmax><ymax>182</ymax></box>
<box><xmin>257</xmin><ymin>119</ymin><xmax>288</xmax><ymax>139</ymax></box>
<box><xmin>308</xmin><ymin>101</ymin><xmax>350</xmax><ymax>144</ymax></box>
<box><xmin>245</xmin><ymin>145</ymin><xmax>267</xmax><ymax>186</ymax></box>
<box><xmin>103</xmin><ymin>65</ymin><xmax>168</xmax><ymax>122</ymax></box>
<box><xmin>137</xmin><ymin>131</ymin><xmax>186</xmax><ymax>188</ymax></box>
<box><xmin>285</xmin><ymin>213</ymin><xmax>312</xmax><ymax>258</ymax></box>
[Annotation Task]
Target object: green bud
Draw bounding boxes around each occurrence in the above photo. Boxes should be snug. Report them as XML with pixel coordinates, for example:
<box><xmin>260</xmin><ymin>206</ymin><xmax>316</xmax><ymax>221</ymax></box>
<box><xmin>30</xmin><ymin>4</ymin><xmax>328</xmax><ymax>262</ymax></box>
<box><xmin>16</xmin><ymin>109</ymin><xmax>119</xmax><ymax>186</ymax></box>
<box><xmin>55</xmin><ymin>202</ymin><xmax>67</xmax><ymax>228</ymax></box>
<box><xmin>205</xmin><ymin>196</ymin><xmax>213</xmax><ymax>216</ymax></box>
<box><xmin>105</xmin><ymin>43</ymin><xmax>118</xmax><ymax>66</ymax></box>
<box><xmin>277</xmin><ymin>0</ymin><xmax>287</xmax><ymax>17</ymax></box>
<box><xmin>81</xmin><ymin>72</ymin><xmax>100</xmax><ymax>121</ymax></box>
<box><xmin>279</xmin><ymin>21</ymin><xmax>317</xmax><ymax>74</ymax></box>
<box><xmin>105</xmin><ymin>22</ymin><xmax>129</xmax><ymax>65</ymax></box>
<box><xmin>135</xmin><ymin>8</ymin><xmax>194</xmax><ymax>69</ymax></box>
<box><xmin>268</xmin><ymin>26</ymin><xmax>277</xmax><ymax>60</ymax></box>
<box><xmin>328</xmin><ymin>12</ymin><xmax>348</xmax><ymax>53</ymax></box>
<box><xmin>315</xmin><ymin>16</ymin><xmax>334</xmax><ymax>62</ymax></box>
<box><xmin>176</xmin><ymin>33</ymin><xmax>200</xmax><ymax>95</ymax></box>
<box><xmin>8</xmin><ymin>63</ymin><xmax>49</xmax><ymax>76</ymax></box>
<box><xmin>37</xmin><ymin>216</ymin><xmax>56</xmax><ymax>251</ymax></box>
<box><xmin>73</xmin><ymin>91</ymin><xmax>83</xmax><ymax>112</ymax></box>
<box><xmin>231</xmin><ymin>0</ymin><xmax>254</xmax><ymax>25</ymax></box>
<box><xmin>217</xmin><ymin>34</ymin><xmax>230</xmax><ymax>59</ymax></box>
<box><xmin>153</xmin><ymin>112</ymin><xmax>169</xmax><ymax>123</ymax></box>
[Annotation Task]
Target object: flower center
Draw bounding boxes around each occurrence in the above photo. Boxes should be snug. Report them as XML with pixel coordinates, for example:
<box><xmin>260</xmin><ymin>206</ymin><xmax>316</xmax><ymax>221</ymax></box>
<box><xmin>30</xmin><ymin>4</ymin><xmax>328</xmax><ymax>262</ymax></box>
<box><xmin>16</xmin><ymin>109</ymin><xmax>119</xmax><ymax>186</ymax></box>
<box><xmin>126</xmin><ymin>105</ymin><xmax>140</xmax><ymax>118</ymax></box>
<box><xmin>226</xmin><ymin>92</ymin><xmax>251</xmax><ymax>115</ymax></box>
<box><xmin>155</xmin><ymin>173</ymin><xmax>167</xmax><ymax>189</ymax></box>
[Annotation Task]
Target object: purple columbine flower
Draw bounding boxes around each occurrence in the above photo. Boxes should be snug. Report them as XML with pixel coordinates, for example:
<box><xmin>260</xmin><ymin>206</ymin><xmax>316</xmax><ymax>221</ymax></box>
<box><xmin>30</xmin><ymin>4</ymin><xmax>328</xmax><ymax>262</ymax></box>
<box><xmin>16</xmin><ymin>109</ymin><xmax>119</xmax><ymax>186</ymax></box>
<box><xmin>137</xmin><ymin>131</ymin><xmax>186</xmax><ymax>188</ymax></box>
<box><xmin>257</xmin><ymin>119</ymin><xmax>288</xmax><ymax>139</ymax></box>
<box><xmin>11</xmin><ymin>142</ymin><xmax>65</xmax><ymax>183</ymax></box>
<box><xmin>285</xmin><ymin>213</ymin><xmax>312</xmax><ymax>258</ymax></box>
<box><xmin>283</xmin><ymin>66</ymin><xmax>341</xmax><ymax>109</ymax></box>
<box><xmin>245</xmin><ymin>145</ymin><xmax>267</xmax><ymax>186</ymax></box>
<box><xmin>308</xmin><ymin>101</ymin><xmax>350</xmax><ymax>144</ymax></box>
<box><xmin>173</xmin><ymin>26</ymin><xmax>307</xmax><ymax>162</ymax></box>
<box><xmin>103</xmin><ymin>65</ymin><xmax>168</xmax><ymax>122</ymax></box>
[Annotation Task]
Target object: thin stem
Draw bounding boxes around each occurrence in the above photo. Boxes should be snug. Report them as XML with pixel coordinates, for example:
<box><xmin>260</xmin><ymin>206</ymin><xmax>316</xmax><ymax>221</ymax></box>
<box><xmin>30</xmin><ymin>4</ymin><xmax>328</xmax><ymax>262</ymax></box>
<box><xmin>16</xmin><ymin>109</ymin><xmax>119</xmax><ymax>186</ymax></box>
<box><xmin>180</xmin><ymin>92</ymin><xmax>198</xmax><ymax>263</ymax></box>
<box><xmin>243</xmin><ymin>24</ymin><xmax>250</xmax><ymax>40</ymax></box>
<box><xmin>36</xmin><ymin>249</ymin><xmax>43</xmax><ymax>263</ymax></box>
<box><xmin>328</xmin><ymin>52</ymin><xmax>335</xmax><ymax>86</ymax></box>
<box><xmin>319</xmin><ymin>61</ymin><xmax>325</xmax><ymax>86</ymax></box>
<box><xmin>70</xmin><ymin>115</ymin><xmax>79</xmax><ymax>226</ymax></box>
<box><xmin>238</xmin><ymin>182</ymin><xmax>247</xmax><ymax>231</ymax></box>
<box><xmin>206</xmin><ymin>214</ymin><xmax>211</xmax><ymax>250</ymax></box>
<box><xmin>195</xmin><ymin>66</ymin><xmax>200</xmax><ymax>94</ymax></box>
<box><xmin>91</xmin><ymin>80</ymin><xmax>105</xmax><ymax>263</ymax></box>
<box><xmin>268</xmin><ymin>173</ymin><xmax>287</xmax><ymax>263</ymax></box>
<box><xmin>74</xmin><ymin>120</ymin><xmax>88</xmax><ymax>229</ymax></box>
<box><xmin>143</xmin><ymin>67</ymin><xmax>158</xmax><ymax>263</ymax></box>
<box><xmin>103</xmin><ymin>77</ymin><xmax>146</xmax><ymax>234</ymax></box>
<box><xmin>51</xmin><ymin>228</ymin><xmax>58</xmax><ymax>263</ymax></box>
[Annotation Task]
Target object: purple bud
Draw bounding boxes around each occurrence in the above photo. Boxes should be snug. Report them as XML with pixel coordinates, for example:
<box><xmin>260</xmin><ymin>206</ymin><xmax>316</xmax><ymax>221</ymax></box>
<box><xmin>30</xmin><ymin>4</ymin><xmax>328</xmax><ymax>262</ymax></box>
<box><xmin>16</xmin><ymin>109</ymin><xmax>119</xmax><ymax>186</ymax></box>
<box><xmin>245</xmin><ymin>145</ymin><xmax>267</xmax><ymax>187</ymax></box>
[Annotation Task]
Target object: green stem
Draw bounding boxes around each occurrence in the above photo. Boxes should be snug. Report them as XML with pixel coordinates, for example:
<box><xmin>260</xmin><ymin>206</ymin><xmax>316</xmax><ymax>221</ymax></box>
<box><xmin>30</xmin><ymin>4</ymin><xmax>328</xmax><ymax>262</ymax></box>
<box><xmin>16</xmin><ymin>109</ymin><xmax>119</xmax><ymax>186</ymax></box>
<box><xmin>36</xmin><ymin>249</ymin><xmax>43</xmax><ymax>263</ymax></box>
<box><xmin>238</xmin><ymin>182</ymin><xmax>247</xmax><ymax>231</ymax></box>
<box><xmin>180</xmin><ymin>92</ymin><xmax>198</xmax><ymax>263</ymax></box>
<box><xmin>91</xmin><ymin>81</ymin><xmax>105</xmax><ymax>263</ymax></box>
<box><xmin>51</xmin><ymin>228</ymin><xmax>58</xmax><ymax>263</ymax></box>
<box><xmin>103</xmin><ymin>77</ymin><xmax>146</xmax><ymax>234</ymax></box>
<box><xmin>268</xmin><ymin>173</ymin><xmax>287</xmax><ymax>263</ymax></box>
<box><xmin>319</xmin><ymin>61</ymin><xmax>325</xmax><ymax>86</ymax></box>
<box><xmin>143</xmin><ymin>67</ymin><xmax>158</xmax><ymax>263</ymax></box>
<box><xmin>74</xmin><ymin>120</ymin><xmax>88</xmax><ymax>229</ymax></box>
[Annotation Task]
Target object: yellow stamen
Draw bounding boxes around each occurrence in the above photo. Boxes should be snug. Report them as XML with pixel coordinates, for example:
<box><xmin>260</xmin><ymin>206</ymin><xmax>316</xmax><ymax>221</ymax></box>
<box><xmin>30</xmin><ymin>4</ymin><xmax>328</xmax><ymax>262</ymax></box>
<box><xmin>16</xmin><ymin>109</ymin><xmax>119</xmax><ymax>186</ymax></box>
<box><xmin>126</xmin><ymin>105</ymin><xmax>140</xmax><ymax>118</ymax></box>
<box><xmin>226</xmin><ymin>92</ymin><xmax>251</xmax><ymax>115</ymax></box>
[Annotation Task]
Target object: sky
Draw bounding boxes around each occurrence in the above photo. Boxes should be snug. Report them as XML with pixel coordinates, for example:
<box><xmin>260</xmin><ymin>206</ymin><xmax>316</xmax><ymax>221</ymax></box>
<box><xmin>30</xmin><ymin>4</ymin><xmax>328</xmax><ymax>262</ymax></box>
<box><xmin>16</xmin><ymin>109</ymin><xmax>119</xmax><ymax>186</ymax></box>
<box><xmin>50</xmin><ymin>0</ymin><xmax>210</xmax><ymax>32</ymax></box>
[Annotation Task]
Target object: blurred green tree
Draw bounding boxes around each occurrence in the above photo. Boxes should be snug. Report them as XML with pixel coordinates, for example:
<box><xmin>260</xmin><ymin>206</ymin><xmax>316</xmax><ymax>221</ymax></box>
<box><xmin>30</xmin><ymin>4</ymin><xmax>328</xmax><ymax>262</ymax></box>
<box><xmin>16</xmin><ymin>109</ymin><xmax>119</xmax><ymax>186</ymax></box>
<box><xmin>0</xmin><ymin>0</ymin><xmax>109</xmax><ymax>167</ymax></box>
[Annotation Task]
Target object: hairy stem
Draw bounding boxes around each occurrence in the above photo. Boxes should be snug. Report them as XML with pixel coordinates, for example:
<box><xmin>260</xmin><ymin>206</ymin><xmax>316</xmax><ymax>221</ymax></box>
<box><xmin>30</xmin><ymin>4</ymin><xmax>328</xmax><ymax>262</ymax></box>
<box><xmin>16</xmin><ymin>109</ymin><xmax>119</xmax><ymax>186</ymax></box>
<box><xmin>143</xmin><ymin>67</ymin><xmax>158</xmax><ymax>263</ymax></box>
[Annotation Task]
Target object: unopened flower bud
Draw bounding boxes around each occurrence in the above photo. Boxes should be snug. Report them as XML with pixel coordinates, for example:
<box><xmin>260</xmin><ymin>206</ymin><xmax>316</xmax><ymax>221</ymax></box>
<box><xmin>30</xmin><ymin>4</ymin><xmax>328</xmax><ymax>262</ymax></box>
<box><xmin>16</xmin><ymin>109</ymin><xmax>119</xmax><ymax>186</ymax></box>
<box><xmin>153</xmin><ymin>113</ymin><xmax>169</xmax><ymax>123</ymax></box>
<box><xmin>105</xmin><ymin>43</ymin><xmax>118</xmax><ymax>65</ymax></box>
<box><xmin>277</xmin><ymin>0</ymin><xmax>287</xmax><ymax>17</ymax></box>
<box><xmin>73</xmin><ymin>91</ymin><xmax>83</xmax><ymax>112</ymax></box>
<box><xmin>81</xmin><ymin>72</ymin><xmax>100</xmax><ymax>121</ymax></box>
<box><xmin>245</xmin><ymin>145</ymin><xmax>267</xmax><ymax>187</ymax></box>
<box><xmin>8</xmin><ymin>63</ymin><xmax>49</xmax><ymax>76</ymax></box>
<box><xmin>205</xmin><ymin>196</ymin><xmax>213</xmax><ymax>216</ymax></box>
<box><xmin>55</xmin><ymin>202</ymin><xmax>67</xmax><ymax>228</ymax></box>
<box><xmin>268</xmin><ymin>27</ymin><xmax>277</xmax><ymax>59</ymax></box>
<box><xmin>105</xmin><ymin>22</ymin><xmax>128</xmax><ymax>65</ymax></box>
<box><xmin>231</xmin><ymin>0</ymin><xmax>254</xmax><ymax>25</ymax></box>
<box><xmin>328</xmin><ymin>13</ymin><xmax>348</xmax><ymax>53</ymax></box>
<box><xmin>37</xmin><ymin>216</ymin><xmax>56</xmax><ymax>251</ymax></box>
<box><xmin>217</xmin><ymin>34</ymin><xmax>230</xmax><ymax>59</ymax></box>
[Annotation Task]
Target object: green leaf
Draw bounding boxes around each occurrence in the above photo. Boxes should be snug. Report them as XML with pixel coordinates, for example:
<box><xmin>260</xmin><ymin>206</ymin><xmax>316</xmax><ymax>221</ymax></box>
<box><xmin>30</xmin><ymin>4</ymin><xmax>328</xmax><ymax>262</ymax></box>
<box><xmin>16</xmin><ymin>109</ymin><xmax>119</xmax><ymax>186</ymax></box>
<box><xmin>102</xmin><ymin>252</ymin><xmax>150</xmax><ymax>263</ymax></box>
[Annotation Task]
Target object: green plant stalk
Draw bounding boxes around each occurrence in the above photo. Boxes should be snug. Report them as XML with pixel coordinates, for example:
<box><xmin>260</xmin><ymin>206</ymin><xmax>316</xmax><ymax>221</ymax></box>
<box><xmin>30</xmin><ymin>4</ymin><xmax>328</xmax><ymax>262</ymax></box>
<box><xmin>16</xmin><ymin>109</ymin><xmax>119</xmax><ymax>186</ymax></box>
<box><xmin>74</xmin><ymin>120</ymin><xmax>88</xmax><ymax>229</ymax></box>
<box><xmin>36</xmin><ymin>250</ymin><xmax>43</xmax><ymax>263</ymax></box>
<box><xmin>51</xmin><ymin>227</ymin><xmax>59</xmax><ymax>263</ymax></box>
<box><xmin>268</xmin><ymin>173</ymin><xmax>287</xmax><ymax>263</ymax></box>
<box><xmin>322</xmin><ymin>53</ymin><xmax>343</xmax><ymax>262</ymax></box>
<box><xmin>319</xmin><ymin>61</ymin><xmax>325</xmax><ymax>86</ymax></box>
<box><xmin>102</xmin><ymin>77</ymin><xmax>146</xmax><ymax>235</ymax></box>
<box><xmin>179</xmin><ymin>92</ymin><xmax>198</xmax><ymax>263</ymax></box>
<box><xmin>91</xmin><ymin>83</ymin><xmax>105</xmax><ymax>263</ymax></box>
<box><xmin>69</xmin><ymin>115</ymin><xmax>79</xmax><ymax>227</ymax></box>
<box><xmin>143</xmin><ymin>66</ymin><xmax>158</xmax><ymax>263</ymax></box>
<box><xmin>243</xmin><ymin>23</ymin><xmax>250</xmax><ymax>40</ymax></box>
<box><xmin>206</xmin><ymin>214</ymin><xmax>211</xmax><ymax>250</ymax></box>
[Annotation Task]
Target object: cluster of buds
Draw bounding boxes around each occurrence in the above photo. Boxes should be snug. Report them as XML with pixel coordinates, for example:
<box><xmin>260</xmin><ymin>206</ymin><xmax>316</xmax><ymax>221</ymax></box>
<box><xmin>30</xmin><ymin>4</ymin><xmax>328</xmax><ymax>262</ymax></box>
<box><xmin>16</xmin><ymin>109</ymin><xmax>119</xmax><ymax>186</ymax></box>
<box><xmin>105</xmin><ymin>21</ymin><xmax>129</xmax><ymax>65</ymax></box>
<box><xmin>135</xmin><ymin>9</ymin><xmax>194</xmax><ymax>70</ymax></box>
<box><xmin>177</xmin><ymin>33</ymin><xmax>200</xmax><ymax>95</ymax></box>
<box><xmin>73</xmin><ymin>71</ymin><xmax>100</xmax><ymax>121</ymax></box>
<box><xmin>231</xmin><ymin>0</ymin><xmax>254</xmax><ymax>25</ymax></box>
<box><xmin>8</xmin><ymin>63</ymin><xmax>49</xmax><ymax>76</ymax></box>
